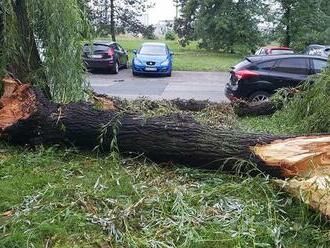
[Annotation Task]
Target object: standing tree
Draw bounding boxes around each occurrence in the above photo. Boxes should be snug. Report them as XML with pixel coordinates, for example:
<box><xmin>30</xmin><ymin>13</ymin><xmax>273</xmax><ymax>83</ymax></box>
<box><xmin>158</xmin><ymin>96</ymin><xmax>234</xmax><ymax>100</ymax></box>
<box><xmin>83</xmin><ymin>0</ymin><xmax>151</xmax><ymax>40</ymax></box>
<box><xmin>174</xmin><ymin>0</ymin><xmax>270</xmax><ymax>53</ymax></box>
<box><xmin>276</xmin><ymin>0</ymin><xmax>330</xmax><ymax>49</ymax></box>
<box><xmin>1</xmin><ymin>0</ymin><xmax>89</xmax><ymax>103</ymax></box>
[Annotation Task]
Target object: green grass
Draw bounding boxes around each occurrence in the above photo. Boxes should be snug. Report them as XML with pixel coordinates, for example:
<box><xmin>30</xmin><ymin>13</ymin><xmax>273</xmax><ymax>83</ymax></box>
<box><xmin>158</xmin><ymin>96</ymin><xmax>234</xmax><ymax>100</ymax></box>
<box><xmin>1</xmin><ymin>144</ymin><xmax>329</xmax><ymax>247</ymax></box>
<box><xmin>104</xmin><ymin>36</ymin><xmax>242</xmax><ymax>72</ymax></box>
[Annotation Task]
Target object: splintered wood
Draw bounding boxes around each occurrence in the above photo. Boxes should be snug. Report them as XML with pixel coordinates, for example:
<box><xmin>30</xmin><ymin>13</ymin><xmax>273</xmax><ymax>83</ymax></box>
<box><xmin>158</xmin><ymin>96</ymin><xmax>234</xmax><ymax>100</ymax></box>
<box><xmin>253</xmin><ymin>136</ymin><xmax>330</xmax><ymax>177</ymax></box>
<box><xmin>0</xmin><ymin>77</ymin><xmax>36</xmax><ymax>130</ymax></box>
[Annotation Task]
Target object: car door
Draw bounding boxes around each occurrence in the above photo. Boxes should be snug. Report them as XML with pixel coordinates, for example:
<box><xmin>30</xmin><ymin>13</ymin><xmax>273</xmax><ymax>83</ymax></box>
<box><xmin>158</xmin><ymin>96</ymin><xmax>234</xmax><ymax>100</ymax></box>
<box><xmin>114</xmin><ymin>43</ymin><xmax>127</xmax><ymax>66</ymax></box>
<box><xmin>271</xmin><ymin>58</ymin><xmax>311</xmax><ymax>88</ymax></box>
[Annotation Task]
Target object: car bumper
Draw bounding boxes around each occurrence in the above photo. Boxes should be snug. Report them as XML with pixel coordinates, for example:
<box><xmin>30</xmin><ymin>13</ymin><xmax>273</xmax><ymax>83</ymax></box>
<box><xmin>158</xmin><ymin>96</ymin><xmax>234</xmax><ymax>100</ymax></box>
<box><xmin>84</xmin><ymin>58</ymin><xmax>115</xmax><ymax>69</ymax></box>
<box><xmin>132</xmin><ymin>65</ymin><xmax>171</xmax><ymax>75</ymax></box>
<box><xmin>225</xmin><ymin>84</ymin><xmax>240</xmax><ymax>102</ymax></box>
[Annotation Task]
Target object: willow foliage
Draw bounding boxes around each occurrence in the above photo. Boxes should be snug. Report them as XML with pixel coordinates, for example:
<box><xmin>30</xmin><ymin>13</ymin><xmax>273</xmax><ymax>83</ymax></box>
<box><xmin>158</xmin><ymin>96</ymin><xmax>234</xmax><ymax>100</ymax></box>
<box><xmin>275</xmin><ymin>62</ymin><xmax>330</xmax><ymax>133</ymax></box>
<box><xmin>1</xmin><ymin>0</ymin><xmax>90</xmax><ymax>103</ymax></box>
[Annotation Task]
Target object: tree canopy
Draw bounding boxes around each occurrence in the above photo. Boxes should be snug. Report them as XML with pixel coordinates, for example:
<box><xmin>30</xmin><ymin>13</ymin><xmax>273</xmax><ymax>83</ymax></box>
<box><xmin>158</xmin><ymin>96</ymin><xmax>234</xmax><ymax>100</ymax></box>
<box><xmin>80</xmin><ymin>0</ymin><xmax>151</xmax><ymax>41</ymax></box>
<box><xmin>277</xmin><ymin>0</ymin><xmax>330</xmax><ymax>49</ymax></box>
<box><xmin>175</xmin><ymin>0</ymin><xmax>330</xmax><ymax>52</ymax></box>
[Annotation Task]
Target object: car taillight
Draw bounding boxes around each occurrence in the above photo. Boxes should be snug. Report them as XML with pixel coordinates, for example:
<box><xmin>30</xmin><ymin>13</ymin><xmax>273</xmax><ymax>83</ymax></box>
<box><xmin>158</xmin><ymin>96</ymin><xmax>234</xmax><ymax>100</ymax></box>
<box><xmin>107</xmin><ymin>48</ymin><xmax>115</xmax><ymax>57</ymax></box>
<box><xmin>235</xmin><ymin>70</ymin><xmax>259</xmax><ymax>80</ymax></box>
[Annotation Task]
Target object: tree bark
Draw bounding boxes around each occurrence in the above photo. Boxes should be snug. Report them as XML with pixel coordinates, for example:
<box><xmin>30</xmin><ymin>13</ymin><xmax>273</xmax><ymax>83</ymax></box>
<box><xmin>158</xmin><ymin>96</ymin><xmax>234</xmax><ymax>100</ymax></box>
<box><xmin>234</xmin><ymin>101</ymin><xmax>282</xmax><ymax>117</ymax></box>
<box><xmin>110</xmin><ymin>0</ymin><xmax>116</xmax><ymax>41</ymax></box>
<box><xmin>9</xmin><ymin>0</ymin><xmax>51</xmax><ymax>98</ymax></box>
<box><xmin>283</xmin><ymin>4</ymin><xmax>291</xmax><ymax>47</ymax></box>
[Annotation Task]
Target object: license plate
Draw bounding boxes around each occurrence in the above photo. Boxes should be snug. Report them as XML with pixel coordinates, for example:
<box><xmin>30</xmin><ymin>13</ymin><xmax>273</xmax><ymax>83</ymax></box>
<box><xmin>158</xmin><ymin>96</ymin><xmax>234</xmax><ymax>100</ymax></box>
<box><xmin>90</xmin><ymin>54</ymin><xmax>103</xmax><ymax>59</ymax></box>
<box><xmin>145</xmin><ymin>67</ymin><xmax>157</xmax><ymax>72</ymax></box>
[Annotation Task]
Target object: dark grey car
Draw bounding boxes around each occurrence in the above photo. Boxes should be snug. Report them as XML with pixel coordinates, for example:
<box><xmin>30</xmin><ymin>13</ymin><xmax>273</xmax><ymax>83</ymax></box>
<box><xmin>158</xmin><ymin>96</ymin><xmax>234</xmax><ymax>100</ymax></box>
<box><xmin>83</xmin><ymin>41</ymin><xmax>128</xmax><ymax>74</ymax></box>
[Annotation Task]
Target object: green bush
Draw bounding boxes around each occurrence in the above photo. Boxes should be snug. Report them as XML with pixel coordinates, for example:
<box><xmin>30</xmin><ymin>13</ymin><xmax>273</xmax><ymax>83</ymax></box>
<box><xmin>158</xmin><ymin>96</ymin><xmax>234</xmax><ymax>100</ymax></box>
<box><xmin>165</xmin><ymin>31</ymin><xmax>176</xmax><ymax>41</ymax></box>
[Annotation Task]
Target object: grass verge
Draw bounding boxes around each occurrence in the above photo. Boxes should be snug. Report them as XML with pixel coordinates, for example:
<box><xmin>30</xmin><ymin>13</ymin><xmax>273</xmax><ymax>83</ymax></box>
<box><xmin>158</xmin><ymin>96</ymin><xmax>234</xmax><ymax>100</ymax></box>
<box><xmin>1</xmin><ymin>144</ymin><xmax>329</xmax><ymax>247</ymax></box>
<box><xmin>104</xmin><ymin>37</ymin><xmax>242</xmax><ymax>72</ymax></box>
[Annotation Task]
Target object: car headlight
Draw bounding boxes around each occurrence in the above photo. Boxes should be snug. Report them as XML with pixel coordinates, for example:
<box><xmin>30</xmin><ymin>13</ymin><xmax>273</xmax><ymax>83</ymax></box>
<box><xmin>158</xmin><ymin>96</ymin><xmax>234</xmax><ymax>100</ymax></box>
<box><xmin>134</xmin><ymin>58</ymin><xmax>143</xmax><ymax>66</ymax></box>
<box><xmin>161</xmin><ymin>59</ymin><xmax>170</xmax><ymax>67</ymax></box>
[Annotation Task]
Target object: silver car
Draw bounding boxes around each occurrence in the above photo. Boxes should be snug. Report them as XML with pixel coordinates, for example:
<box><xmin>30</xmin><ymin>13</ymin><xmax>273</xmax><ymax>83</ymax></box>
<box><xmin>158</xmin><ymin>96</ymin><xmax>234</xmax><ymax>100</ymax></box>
<box><xmin>304</xmin><ymin>44</ymin><xmax>330</xmax><ymax>57</ymax></box>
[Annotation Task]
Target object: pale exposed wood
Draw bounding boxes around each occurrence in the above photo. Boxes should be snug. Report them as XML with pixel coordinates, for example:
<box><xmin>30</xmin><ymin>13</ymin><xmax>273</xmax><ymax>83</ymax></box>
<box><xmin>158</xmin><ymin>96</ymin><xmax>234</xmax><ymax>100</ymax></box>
<box><xmin>276</xmin><ymin>176</ymin><xmax>330</xmax><ymax>218</ymax></box>
<box><xmin>0</xmin><ymin>77</ymin><xmax>36</xmax><ymax>130</ymax></box>
<box><xmin>253</xmin><ymin>136</ymin><xmax>330</xmax><ymax>177</ymax></box>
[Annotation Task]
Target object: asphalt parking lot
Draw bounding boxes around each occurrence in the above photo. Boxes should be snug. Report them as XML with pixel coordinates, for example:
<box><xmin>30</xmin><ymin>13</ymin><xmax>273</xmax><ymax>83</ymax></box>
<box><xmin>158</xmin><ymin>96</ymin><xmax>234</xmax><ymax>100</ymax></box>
<box><xmin>88</xmin><ymin>69</ymin><xmax>229</xmax><ymax>102</ymax></box>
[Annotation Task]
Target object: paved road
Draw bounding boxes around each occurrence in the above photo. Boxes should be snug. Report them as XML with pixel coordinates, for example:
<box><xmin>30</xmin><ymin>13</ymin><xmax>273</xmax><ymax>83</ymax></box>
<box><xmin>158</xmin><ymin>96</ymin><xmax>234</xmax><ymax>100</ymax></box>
<box><xmin>88</xmin><ymin>70</ymin><xmax>229</xmax><ymax>102</ymax></box>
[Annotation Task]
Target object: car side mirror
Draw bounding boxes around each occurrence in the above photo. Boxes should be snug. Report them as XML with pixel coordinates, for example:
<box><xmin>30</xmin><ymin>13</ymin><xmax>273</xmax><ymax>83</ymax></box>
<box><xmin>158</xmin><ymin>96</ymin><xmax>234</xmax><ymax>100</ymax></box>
<box><xmin>170</xmin><ymin>52</ymin><xmax>174</xmax><ymax>56</ymax></box>
<box><xmin>132</xmin><ymin>49</ymin><xmax>137</xmax><ymax>55</ymax></box>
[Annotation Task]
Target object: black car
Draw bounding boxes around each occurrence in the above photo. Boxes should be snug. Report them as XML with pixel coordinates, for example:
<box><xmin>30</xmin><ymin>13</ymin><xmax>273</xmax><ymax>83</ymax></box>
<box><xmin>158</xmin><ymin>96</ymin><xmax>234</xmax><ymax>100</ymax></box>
<box><xmin>83</xmin><ymin>41</ymin><xmax>128</xmax><ymax>74</ymax></box>
<box><xmin>225</xmin><ymin>55</ymin><xmax>328</xmax><ymax>102</ymax></box>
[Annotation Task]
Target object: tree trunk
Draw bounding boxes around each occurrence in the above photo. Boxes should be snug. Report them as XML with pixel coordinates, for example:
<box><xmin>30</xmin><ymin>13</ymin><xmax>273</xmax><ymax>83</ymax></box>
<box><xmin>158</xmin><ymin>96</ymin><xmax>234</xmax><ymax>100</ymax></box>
<box><xmin>110</xmin><ymin>0</ymin><xmax>116</xmax><ymax>41</ymax></box>
<box><xmin>9</xmin><ymin>0</ymin><xmax>51</xmax><ymax>98</ymax></box>
<box><xmin>0</xmin><ymin>2</ymin><xmax>4</xmax><ymax>75</ymax></box>
<box><xmin>234</xmin><ymin>101</ymin><xmax>282</xmax><ymax>117</ymax></box>
<box><xmin>284</xmin><ymin>5</ymin><xmax>291</xmax><ymax>47</ymax></box>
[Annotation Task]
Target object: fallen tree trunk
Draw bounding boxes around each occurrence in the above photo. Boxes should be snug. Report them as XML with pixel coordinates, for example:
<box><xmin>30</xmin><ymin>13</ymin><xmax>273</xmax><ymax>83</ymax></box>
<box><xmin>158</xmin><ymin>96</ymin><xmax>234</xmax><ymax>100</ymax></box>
<box><xmin>1</xmin><ymin>77</ymin><xmax>330</xmax><ymax>217</ymax></box>
<box><xmin>234</xmin><ymin>100</ymin><xmax>282</xmax><ymax>117</ymax></box>
<box><xmin>1</xmin><ymin>77</ymin><xmax>329</xmax><ymax>179</ymax></box>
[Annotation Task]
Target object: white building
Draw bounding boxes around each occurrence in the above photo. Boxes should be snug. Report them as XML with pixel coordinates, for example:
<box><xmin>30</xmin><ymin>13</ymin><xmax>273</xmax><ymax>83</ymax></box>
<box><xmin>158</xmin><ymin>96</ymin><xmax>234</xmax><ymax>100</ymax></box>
<box><xmin>154</xmin><ymin>20</ymin><xmax>174</xmax><ymax>37</ymax></box>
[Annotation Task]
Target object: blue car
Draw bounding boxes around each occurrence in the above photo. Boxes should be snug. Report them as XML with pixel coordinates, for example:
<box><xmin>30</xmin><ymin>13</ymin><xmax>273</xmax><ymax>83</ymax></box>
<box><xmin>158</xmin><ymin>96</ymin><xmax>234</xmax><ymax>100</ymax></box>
<box><xmin>132</xmin><ymin>43</ymin><xmax>173</xmax><ymax>77</ymax></box>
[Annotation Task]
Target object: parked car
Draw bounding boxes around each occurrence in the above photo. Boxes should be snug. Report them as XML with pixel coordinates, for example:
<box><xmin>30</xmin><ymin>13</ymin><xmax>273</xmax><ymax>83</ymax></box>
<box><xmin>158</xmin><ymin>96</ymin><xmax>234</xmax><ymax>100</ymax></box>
<box><xmin>255</xmin><ymin>46</ymin><xmax>295</xmax><ymax>56</ymax></box>
<box><xmin>83</xmin><ymin>41</ymin><xmax>128</xmax><ymax>74</ymax></box>
<box><xmin>225</xmin><ymin>55</ymin><xmax>328</xmax><ymax>103</ymax></box>
<box><xmin>132</xmin><ymin>43</ymin><xmax>173</xmax><ymax>77</ymax></box>
<box><xmin>304</xmin><ymin>44</ymin><xmax>330</xmax><ymax>58</ymax></box>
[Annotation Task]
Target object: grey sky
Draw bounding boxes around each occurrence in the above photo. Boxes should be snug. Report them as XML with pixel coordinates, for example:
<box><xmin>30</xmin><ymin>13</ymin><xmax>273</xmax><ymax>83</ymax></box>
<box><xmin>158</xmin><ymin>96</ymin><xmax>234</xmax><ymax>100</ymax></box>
<box><xmin>148</xmin><ymin>0</ymin><xmax>177</xmax><ymax>24</ymax></box>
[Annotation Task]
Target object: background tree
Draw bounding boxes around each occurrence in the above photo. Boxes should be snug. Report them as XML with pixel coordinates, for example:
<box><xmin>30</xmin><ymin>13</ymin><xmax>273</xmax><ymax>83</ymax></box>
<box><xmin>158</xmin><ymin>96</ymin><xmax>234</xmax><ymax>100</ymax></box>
<box><xmin>83</xmin><ymin>0</ymin><xmax>151</xmax><ymax>40</ymax></box>
<box><xmin>175</xmin><ymin>0</ymin><xmax>270</xmax><ymax>53</ymax></box>
<box><xmin>142</xmin><ymin>25</ymin><xmax>156</xmax><ymax>40</ymax></box>
<box><xmin>276</xmin><ymin>0</ymin><xmax>330</xmax><ymax>50</ymax></box>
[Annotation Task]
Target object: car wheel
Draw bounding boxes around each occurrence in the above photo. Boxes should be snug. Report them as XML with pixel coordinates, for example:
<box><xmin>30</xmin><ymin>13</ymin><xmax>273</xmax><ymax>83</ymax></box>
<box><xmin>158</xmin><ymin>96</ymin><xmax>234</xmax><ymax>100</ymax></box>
<box><xmin>249</xmin><ymin>91</ymin><xmax>270</xmax><ymax>103</ymax></box>
<box><xmin>111</xmin><ymin>61</ymin><xmax>119</xmax><ymax>74</ymax></box>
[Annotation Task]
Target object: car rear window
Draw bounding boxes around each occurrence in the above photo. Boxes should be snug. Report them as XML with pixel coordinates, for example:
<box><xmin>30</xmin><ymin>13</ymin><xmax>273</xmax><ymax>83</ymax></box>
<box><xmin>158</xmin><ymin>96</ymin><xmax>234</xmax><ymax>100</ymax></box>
<box><xmin>271</xmin><ymin>49</ymin><xmax>294</xmax><ymax>55</ymax></box>
<box><xmin>273</xmin><ymin>58</ymin><xmax>309</xmax><ymax>75</ymax></box>
<box><xmin>83</xmin><ymin>44</ymin><xmax>110</xmax><ymax>53</ymax></box>
<box><xmin>233</xmin><ymin>59</ymin><xmax>251</xmax><ymax>70</ymax></box>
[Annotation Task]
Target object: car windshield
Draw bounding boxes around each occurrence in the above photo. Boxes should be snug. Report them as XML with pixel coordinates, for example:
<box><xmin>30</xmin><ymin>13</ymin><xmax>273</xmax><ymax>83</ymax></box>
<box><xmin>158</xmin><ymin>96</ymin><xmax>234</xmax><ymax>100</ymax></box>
<box><xmin>271</xmin><ymin>49</ymin><xmax>294</xmax><ymax>55</ymax></box>
<box><xmin>139</xmin><ymin>45</ymin><xmax>167</xmax><ymax>55</ymax></box>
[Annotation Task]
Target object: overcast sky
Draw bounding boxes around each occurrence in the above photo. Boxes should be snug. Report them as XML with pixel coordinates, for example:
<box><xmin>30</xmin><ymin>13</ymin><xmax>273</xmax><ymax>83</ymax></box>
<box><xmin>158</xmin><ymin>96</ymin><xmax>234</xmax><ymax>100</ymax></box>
<box><xmin>148</xmin><ymin>0</ymin><xmax>177</xmax><ymax>24</ymax></box>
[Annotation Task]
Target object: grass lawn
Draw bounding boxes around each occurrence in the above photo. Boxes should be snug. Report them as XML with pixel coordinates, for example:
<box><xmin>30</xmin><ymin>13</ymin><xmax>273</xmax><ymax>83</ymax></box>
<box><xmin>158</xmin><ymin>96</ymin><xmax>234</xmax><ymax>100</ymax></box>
<box><xmin>107</xmin><ymin>37</ymin><xmax>242</xmax><ymax>72</ymax></box>
<box><xmin>1</xmin><ymin>145</ymin><xmax>330</xmax><ymax>248</ymax></box>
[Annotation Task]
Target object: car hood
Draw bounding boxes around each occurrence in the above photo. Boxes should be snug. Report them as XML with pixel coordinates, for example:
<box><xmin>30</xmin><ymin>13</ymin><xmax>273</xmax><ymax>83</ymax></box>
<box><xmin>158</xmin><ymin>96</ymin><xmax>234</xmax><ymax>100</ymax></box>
<box><xmin>135</xmin><ymin>54</ymin><xmax>168</xmax><ymax>64</ymax></box>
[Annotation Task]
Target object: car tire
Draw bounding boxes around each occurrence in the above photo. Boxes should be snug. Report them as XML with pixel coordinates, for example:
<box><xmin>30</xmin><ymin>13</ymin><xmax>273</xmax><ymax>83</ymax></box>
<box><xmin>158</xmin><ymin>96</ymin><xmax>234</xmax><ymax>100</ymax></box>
<box><xmin>249</xmin><ymin>91</ymin><xmax>270</xmax><ymax>103</ymax></box>
<box><xmin>111</xmin><ymin>61</ymin><xmax>119</xmax><ymax>74</ymax></box>
<box><xmin>133</xmin><ymin>71</ymin><xmax>138</xmax><ymax>76</ymax></box>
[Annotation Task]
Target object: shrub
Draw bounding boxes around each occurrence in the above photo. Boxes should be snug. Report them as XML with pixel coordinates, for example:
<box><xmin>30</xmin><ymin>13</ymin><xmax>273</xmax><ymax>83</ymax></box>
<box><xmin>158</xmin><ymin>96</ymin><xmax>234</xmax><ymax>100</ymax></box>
<box><xmin>165</xmin><ymin>31</ymin><xmax>176</xmax><ymax>41</ymax></box>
